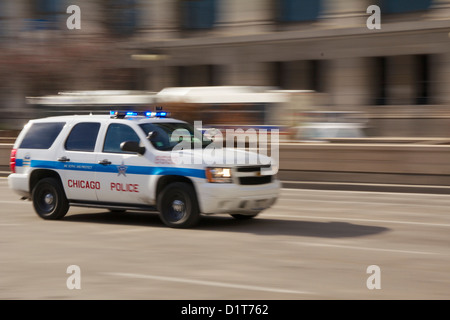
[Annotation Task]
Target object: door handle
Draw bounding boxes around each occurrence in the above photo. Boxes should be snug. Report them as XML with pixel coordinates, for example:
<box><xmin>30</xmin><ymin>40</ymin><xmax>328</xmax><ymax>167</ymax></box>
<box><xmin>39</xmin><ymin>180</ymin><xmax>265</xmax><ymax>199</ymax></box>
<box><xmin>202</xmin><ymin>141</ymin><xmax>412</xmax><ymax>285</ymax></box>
<box><xmin>98</xmin><ymin>159</ymin><xmax>112</xmax><ymax>165</ymax></box>
<box><xmin>57</xmin><ymin>156</ymin><xmax>70</xmax><ymax>162</ymax></box>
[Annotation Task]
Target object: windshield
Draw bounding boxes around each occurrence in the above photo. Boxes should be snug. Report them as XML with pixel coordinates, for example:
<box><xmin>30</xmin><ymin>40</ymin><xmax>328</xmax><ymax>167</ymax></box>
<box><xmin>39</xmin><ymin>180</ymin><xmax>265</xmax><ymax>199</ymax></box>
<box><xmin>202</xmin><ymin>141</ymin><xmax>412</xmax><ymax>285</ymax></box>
<box><xmin>139</xmin><ymin>122</ymin><xmax>213</xmax><ymax>151</ymax></box>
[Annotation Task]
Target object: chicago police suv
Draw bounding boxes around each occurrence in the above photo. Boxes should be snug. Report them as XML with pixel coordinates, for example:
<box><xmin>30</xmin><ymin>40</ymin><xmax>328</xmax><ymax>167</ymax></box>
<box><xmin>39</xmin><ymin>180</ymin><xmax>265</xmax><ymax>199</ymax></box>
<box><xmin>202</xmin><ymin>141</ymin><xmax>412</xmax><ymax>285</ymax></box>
<box><xmin>8</xmin><ymin>111</ymin><xmax>280</xmax><ymax>228</ymax></box>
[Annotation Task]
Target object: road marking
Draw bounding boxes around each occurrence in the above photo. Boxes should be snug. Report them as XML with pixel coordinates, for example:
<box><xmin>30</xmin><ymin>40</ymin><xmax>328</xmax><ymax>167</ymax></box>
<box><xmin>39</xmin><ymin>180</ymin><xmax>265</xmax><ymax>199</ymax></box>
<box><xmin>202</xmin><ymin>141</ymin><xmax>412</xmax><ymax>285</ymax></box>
<box><xmin>288</xmin><ymin>241</ymin><xmax>443</xmax><ymax>256</ymax></box>
<box><xmin>263</xmin><ymin>211</ymin><xmax>450</xmax><ymax>228</ymax></box>
<box><xmin>0</xmin><ymin>200</ymin><xmax>30</xmax><ymax>205</ymax></box>
<box><xmin>94</xmin><ymin>228</ymin><xmax>150</xmax><ymax>235</ymax></box>
<box><xmin>103</xmin><ymin>272</ymin><xmax>315</xmax><ymax>296</ymax></box>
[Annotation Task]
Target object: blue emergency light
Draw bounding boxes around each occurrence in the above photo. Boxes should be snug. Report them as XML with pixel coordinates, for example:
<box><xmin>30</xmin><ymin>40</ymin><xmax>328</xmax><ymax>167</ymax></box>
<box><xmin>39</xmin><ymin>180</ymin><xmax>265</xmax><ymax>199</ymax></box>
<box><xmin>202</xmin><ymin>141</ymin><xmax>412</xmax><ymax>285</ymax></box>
<box><xmin>110</xmin><ymin>110</ymin><xmax>170</xmax><ymax>119</ymax></box>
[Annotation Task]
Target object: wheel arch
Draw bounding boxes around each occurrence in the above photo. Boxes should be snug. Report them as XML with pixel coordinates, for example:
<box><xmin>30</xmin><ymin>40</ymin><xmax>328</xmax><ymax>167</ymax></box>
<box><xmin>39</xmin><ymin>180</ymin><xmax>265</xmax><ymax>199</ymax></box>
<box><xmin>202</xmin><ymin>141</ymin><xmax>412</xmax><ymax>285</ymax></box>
<box><xmin>156</xmin><ymin>175</ymin><xmax>196</xmax><ymax>198</ymax></box>
<box><xmin>155</xmin><ymin>175</ymin><xmax>203</xmax><ymax>211</ymax></box>
<box><xmin>30</xmin><ymin>169</ymin><xmax>64</xmax><ymax>193</ymax></box>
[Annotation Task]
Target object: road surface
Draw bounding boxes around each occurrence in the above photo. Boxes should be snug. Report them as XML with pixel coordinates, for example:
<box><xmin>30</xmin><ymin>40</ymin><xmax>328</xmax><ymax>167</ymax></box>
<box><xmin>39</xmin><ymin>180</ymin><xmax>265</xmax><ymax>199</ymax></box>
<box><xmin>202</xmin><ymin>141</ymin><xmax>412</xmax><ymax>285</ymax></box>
<box><xmin>0</xmin><ymin>178</ymin><xmax>449</xmax><ymax>300</ymax></box>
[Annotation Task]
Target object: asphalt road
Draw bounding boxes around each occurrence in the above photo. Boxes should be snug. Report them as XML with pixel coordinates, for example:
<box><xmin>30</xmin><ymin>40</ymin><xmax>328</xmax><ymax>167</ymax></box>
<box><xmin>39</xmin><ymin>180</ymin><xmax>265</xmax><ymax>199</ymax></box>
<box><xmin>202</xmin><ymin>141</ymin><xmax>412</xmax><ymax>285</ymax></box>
<box><xmin>0</xmin><ymin>177</ymin><xmax>449</xmax><ymax>300</ymax></box>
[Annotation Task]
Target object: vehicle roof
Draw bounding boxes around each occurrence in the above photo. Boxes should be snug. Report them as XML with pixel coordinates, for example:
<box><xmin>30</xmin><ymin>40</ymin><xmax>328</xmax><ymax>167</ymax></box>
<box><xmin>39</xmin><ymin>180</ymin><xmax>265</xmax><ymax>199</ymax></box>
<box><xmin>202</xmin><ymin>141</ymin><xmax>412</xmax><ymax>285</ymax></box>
<box><xmin>28</xmin><ymin>114</ymin><xmax>186</xmax><ymax>124</ymax></box>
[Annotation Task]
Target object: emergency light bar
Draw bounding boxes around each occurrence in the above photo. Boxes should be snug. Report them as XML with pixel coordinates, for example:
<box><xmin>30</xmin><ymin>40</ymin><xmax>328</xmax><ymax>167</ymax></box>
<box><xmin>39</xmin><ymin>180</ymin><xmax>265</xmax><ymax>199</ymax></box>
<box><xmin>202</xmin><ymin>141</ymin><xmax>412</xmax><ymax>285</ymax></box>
<box><xmin>110</xmin><ymin>110</ymin><xmax>170</xmax><ymax>119</ymax></box>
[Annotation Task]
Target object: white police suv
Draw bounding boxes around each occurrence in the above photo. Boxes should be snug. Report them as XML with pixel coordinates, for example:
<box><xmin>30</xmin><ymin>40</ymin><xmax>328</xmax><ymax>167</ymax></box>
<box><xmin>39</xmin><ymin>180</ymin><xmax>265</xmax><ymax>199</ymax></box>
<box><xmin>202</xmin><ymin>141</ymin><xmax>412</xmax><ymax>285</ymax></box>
<box><xmin>8</xmin><ymin>111</ymin><xmax>280</xmax><ymax>228</ymax></box>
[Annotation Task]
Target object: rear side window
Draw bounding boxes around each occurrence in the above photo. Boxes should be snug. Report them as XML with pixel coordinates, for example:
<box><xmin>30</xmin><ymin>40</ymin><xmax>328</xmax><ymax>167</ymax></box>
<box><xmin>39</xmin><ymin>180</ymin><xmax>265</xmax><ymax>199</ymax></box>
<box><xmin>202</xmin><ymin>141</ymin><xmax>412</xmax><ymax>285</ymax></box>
<box><xmin>65</xmin><ymin>122</ymin><xmax>101</xmax><ymax>152</ymax></box>
<box><xmin>19</xmin><ymin>122</ymin><xmax>65</xmax><ymax>149</ymax></box>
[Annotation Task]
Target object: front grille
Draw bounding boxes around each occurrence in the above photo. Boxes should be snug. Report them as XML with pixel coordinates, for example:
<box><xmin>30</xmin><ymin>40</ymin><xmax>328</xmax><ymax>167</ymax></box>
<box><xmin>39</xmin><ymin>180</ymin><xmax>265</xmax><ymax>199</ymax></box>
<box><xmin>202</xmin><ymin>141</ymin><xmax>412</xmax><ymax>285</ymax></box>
<box><xmin>239</xmin><ymin>175</ymin><xmax>273</xmax><ymax>185</ymax></box>
<box><xmin>237</xmin><ymin>165</ymin><xmax>271</xmax><ymax>172</ymax></box>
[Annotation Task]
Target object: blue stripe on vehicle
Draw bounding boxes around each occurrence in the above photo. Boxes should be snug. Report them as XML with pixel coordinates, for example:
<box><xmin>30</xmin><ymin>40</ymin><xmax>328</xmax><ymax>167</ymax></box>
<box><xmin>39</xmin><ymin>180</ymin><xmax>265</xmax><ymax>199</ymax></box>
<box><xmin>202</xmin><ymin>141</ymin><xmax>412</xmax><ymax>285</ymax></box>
<box><xmin>29</xmin><ymin>160</ymin><xmax>206</xmax><ymax>179</ymax></box>
<box><xmin>16</xmin><ymin>159</ymin><xmax>24</xmax><ymax>166</ymax></box>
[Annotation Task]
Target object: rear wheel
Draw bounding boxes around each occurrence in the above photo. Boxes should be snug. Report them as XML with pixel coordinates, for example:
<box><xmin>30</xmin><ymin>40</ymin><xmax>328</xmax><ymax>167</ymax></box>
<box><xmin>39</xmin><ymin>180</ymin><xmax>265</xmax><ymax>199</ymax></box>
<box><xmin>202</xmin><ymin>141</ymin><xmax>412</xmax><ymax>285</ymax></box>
<box><xmin>32</xmin><ymin>177</ymin><xmax>69</xmax><ymax>220</ymax></box>
<box><xmin>157</xmin><ymin>182</ymin><xmax>200</xmax><ymax>228</ymax></box>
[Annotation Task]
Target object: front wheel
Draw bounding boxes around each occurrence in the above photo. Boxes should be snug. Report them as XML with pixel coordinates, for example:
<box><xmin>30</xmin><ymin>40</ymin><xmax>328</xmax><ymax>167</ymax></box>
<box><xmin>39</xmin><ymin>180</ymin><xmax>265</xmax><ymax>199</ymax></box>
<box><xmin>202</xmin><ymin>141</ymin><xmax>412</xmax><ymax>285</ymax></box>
<box><xmin>157</xmin><ymin>182</ymin><xmax>200</xmax><ymax>228</ymax></box>
<box><xmin>32</xmin><ymin>177</ymin><xmax>69</xmax><ymax>220</ymax></box>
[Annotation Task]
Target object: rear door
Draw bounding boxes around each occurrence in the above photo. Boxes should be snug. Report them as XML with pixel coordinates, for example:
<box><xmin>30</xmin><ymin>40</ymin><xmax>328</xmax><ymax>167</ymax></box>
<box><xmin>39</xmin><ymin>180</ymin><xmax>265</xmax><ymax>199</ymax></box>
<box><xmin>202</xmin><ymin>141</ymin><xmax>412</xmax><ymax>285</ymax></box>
<box><xmin>57</xmin><ymin>121</ymin><xmax>102</xmax><ymax>201</ymax></box>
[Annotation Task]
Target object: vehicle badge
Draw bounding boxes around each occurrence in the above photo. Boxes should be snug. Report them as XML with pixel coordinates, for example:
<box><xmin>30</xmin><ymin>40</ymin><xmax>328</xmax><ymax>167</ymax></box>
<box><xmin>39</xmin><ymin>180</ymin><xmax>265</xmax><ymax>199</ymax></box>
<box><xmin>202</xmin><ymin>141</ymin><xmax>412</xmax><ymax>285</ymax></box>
<box><xmin>117</xmin><ymin>161</ymin><xmax>127</xmax><ymax>177</ymax></box>
<box><xmin>23</xmin><ymin>154</ymin><xmax>31</xmax><ymax>167</ymax></box>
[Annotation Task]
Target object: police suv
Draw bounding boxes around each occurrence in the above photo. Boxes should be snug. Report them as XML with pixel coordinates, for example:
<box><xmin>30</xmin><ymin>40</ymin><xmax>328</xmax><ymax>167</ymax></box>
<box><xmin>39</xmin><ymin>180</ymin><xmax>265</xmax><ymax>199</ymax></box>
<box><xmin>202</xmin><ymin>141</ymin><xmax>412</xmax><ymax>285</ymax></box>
<box><xmin>8</xmin><ymin>111</ymin><xmax>280</xmax><ymax>228</ymax></box>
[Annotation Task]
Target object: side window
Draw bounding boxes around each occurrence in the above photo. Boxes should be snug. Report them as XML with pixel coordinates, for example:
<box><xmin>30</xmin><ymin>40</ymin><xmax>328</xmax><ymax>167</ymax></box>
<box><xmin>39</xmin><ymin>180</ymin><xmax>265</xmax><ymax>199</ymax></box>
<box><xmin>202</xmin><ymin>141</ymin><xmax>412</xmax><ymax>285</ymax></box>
<box><xmin>19</xmin><ymin>122</ymin><xmax>65</xmax><ymax>149</ymax></box>
<box><xmin>103</xmin><ymin>123</ymin><xmax>140</xmax><ymax>153</ymax></box>
<box><xmin>65</xmin><ymin>122</ymin><xmax>101</xmax><ymax>152</ymax></box>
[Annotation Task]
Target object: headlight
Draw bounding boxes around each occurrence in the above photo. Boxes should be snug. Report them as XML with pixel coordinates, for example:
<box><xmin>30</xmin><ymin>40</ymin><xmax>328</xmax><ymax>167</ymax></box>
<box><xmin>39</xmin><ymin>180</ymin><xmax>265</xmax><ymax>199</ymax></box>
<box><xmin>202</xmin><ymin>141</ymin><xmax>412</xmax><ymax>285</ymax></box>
<box><xmin>270</xmin><ymin>163</ymin><xmax>279</xmax><ymax>180</ymax></box>
<box><xmin>206</xmin><ymin>167</ymin><xmax>232</xmax><ymax>183</ymax></box>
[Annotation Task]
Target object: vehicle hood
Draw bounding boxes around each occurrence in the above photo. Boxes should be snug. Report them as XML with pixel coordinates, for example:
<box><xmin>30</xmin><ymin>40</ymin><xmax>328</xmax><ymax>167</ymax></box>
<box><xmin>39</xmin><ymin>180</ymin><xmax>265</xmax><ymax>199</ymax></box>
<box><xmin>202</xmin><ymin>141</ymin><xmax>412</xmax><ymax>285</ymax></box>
<box><xmin>170</xmin><ymin>147</ymin><xmax>276</xmax><ymax>169</ymax></box>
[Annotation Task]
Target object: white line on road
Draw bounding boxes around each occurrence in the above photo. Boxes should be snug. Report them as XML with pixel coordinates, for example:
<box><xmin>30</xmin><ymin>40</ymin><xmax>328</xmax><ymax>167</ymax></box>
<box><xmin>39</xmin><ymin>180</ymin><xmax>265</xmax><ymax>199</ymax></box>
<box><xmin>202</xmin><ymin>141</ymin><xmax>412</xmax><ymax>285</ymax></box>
<box><xmin>0</xmin><ymin>200</ymin><xmax>30</xmax><ymax>205</ymax></box>
<box><xmin>103</xmin><ymin>272</ymin><xmax>316</xmax><ymax>296</ymax></box>
<box><xmin>94</xmin><ymin>228</ymin><xmax>150</xmax><ymax>235</ymax></box>
<box><xmin>288</xmin><ymin>241</ymin><xmax>443</xmax><ymax>256</ymax></box>
<box><xmin>265</xmin><ymin>211</ymin><xmax>450</xmax><ymax>228</ymax></box>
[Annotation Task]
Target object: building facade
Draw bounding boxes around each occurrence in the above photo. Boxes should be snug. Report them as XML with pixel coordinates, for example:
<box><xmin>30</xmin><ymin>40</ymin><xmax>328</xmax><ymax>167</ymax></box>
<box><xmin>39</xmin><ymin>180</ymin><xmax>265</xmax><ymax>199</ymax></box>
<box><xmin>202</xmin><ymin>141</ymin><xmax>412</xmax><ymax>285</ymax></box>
<box><xmin>1</xmin><ymin>0</ymin><xmax>450</xmax><ymax>136</ymax></box>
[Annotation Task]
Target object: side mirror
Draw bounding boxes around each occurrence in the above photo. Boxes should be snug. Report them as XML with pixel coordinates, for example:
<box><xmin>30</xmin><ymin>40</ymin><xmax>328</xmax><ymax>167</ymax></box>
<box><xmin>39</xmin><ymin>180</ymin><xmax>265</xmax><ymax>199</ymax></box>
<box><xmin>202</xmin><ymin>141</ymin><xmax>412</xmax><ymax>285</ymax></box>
<box><xmin>120</xmin><ymin>141</ymin><xmax>146</xmax><ymax>155</ymax></box>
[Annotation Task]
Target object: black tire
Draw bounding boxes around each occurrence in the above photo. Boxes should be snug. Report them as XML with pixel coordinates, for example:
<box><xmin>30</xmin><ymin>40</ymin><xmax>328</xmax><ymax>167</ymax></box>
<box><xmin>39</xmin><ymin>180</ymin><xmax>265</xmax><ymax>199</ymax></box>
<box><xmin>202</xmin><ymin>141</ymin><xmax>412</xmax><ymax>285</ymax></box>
<box><xmin>157</xmin><ymin>182</ymin><xmax>200</xmax><ymax>228</ymax></box>
<box><xmin>230</xmin><ymin>213</ymin><xmax>260</xmax><ymax>220</ymax></box>
<box><xmin>32</xmin><ymin>177</ymin><xmax>69</xmax><ymax>220</ymax></box>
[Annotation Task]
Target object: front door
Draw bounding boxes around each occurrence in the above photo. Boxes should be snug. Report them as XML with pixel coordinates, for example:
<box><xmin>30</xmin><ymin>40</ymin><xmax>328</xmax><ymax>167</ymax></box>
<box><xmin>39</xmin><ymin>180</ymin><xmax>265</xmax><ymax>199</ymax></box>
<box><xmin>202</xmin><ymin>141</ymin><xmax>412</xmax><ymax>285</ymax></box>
<box><xmin>95</xmin><ymin>123</ymin><xmax>152</xmax><ymax>205</ymax></box>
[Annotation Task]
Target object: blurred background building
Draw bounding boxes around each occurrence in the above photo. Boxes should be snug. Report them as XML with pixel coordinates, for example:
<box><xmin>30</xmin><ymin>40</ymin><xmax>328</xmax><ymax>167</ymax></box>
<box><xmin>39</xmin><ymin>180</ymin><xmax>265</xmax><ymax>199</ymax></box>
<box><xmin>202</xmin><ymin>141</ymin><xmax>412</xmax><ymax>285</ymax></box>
<box><xmin>1</xmin><ymin>0</ymin><xmax>450</xmax><ymax>136</ymax></box>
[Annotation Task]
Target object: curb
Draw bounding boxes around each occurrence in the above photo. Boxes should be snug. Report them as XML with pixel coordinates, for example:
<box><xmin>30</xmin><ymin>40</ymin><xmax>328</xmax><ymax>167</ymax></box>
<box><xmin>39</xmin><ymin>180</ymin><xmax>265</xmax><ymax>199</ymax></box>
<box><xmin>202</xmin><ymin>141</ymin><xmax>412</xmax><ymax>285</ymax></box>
<box><xmin>281</xmin><ymin>181</ymin><xmax>450</xmax><ymax>195</ymax></box>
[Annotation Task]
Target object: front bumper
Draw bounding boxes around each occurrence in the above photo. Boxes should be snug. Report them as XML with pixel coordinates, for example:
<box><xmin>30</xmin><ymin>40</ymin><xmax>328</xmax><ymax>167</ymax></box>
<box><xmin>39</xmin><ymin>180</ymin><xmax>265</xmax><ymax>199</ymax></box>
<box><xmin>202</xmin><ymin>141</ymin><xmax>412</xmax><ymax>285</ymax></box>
<box><xmin>196</xmin><ymin>179</ymin><xmax>281</xmax><ymax>214</ymax></box>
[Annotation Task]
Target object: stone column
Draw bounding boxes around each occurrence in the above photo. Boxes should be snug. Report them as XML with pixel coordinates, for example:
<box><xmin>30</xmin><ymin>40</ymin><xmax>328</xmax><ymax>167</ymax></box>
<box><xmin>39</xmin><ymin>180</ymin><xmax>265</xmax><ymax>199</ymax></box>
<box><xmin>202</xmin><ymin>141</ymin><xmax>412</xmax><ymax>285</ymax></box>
<box><xmin>144</xmin><ymin>0</ymin><xmax>179</xmax><ymax>40</ymax></box>
<box><xmin>320</xmin><ymin>0</ymin><xmax>374</xmax><ymax>28</ymax></box>
<box><xmin>223</xmin><ymin>61</ymin><xmax>272</xmax><ymax>87</ymax></box>
<box><xmin>216</xmin><ymin>0</ymin><xmax>273</xmax><ymax>35</ymax></box>
<box><xmin>327</xmin><ymin>57</ymin><xmax>372</xmax><ymax>109</ymax></box>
